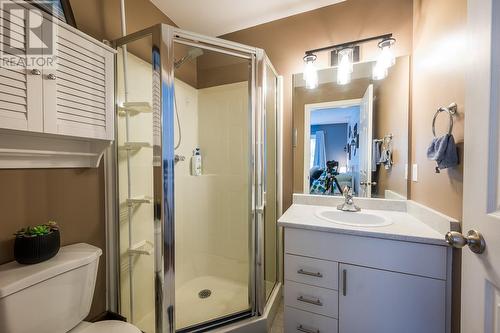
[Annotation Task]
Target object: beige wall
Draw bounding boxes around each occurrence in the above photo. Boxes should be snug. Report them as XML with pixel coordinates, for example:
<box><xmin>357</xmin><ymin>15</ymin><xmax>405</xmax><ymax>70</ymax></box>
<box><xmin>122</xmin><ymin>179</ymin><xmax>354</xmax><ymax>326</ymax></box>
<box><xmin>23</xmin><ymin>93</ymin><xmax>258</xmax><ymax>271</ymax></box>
<box><xmin>374</xmin><ymin>56</ymin><xmax>411</xmax><ymax>198</ymax></box>
<box><xmin>222</xmin><ymin>0</ymin><xmax>414</xmax><ymax>209</ymax></box>
<box><xmin>411</xmin><ymin>0</ymin><xmax>466</xmax><ymax>220</ymax></box>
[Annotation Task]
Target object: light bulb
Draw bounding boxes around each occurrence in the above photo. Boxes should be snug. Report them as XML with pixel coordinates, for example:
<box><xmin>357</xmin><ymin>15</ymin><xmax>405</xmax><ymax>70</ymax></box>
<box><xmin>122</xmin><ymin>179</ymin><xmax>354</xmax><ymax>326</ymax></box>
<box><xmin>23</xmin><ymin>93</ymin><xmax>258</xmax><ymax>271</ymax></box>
<box><xmin>377</xmin><ymin>38</ymin><xmax>396</xmax><ymax>69</ymax></box>
<box><xmin>337</xmin><ymin>48</ymin><xmax>353</xmax><ymax>85</ymax></box>
<box><xmin>372</xmin><ymin>61</ymin><xmax>388</xmax><ymax>80</ymax></box>
<box><xmin>303</xmin><ymin>54</ymin><xmax>318</xmax><ymax>89</ymax></box>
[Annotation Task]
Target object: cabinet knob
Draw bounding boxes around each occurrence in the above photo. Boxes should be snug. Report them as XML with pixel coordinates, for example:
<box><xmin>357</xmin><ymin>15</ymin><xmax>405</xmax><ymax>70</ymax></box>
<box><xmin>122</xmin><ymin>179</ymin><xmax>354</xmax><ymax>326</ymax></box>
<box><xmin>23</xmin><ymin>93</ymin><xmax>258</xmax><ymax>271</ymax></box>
<box><xmin>30</xmin><ymin>69</ymin><xmax>41</xmax><ymax>75</ymax></box>
<box><xmin>445</xmin><ymin>230</ymin><xmax>486</xmax><ymax>254</ymax></box>
<box><xmin>47</xmin><ymin>73</ymin><xmax>57</xmax><ymax>80</ymax></box>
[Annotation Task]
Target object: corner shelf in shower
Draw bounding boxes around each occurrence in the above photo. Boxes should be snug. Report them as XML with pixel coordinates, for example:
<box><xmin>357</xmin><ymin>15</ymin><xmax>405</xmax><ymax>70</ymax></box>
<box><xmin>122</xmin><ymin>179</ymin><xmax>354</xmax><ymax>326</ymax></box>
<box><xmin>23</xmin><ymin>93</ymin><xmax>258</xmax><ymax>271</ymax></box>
<box><xmin>128</xmin><ymin>240</ymin><xmax>154</xmax><ymax>256</ymax></box>
<box><xmin>119</xmin><ymin>142</ymin><xmax>152</xmax><ymax>151</ymax></box>
<box><xmin>118</xmin><ymin>102</ymin><xmax>152</xmax><ymax>116</ymax></box>
<box><xmin>126</xmin><ymin>195</ymin><xmax>153</xmax><ymax>207</ymax></box>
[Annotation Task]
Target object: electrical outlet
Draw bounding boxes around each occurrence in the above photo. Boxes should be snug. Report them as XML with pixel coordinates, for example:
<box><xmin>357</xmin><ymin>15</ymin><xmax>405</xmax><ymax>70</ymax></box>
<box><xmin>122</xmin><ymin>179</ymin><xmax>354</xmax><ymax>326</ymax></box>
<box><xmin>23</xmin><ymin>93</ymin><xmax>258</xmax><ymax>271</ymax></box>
<box><xmin>412</xmin><ymin>164</ymin><xmax>418</xmax><ymax>182</ymax></box>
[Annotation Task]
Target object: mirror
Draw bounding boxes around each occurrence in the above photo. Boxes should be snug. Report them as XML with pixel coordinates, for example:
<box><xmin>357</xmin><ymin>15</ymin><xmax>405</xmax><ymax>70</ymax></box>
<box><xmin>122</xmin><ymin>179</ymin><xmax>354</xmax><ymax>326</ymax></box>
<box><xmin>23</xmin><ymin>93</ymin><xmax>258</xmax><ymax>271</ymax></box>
<box><xmin>292</xmin><ymin>56</ymin><xmax>410</xmax><ymax>199</ymax></box>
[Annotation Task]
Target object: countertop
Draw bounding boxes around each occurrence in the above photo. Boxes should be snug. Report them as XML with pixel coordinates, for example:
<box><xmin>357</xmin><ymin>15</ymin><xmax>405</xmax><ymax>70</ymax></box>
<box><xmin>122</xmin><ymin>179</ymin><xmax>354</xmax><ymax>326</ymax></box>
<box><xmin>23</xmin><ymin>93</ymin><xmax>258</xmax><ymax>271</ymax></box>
<box><xmin>278</xmin><ymin>203</ymin><xmax>449</xmax><ymax>246</ymax></box>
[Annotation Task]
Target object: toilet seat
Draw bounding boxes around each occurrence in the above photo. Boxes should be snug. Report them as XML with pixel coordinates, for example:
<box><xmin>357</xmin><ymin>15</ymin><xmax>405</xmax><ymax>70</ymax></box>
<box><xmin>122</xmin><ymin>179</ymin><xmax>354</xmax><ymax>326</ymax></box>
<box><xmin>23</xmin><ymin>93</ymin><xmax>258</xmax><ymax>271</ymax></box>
<box><xmin>77</xmin><ymin>320</ymin><xmax>141</xmax><ymax>333</ymax></box>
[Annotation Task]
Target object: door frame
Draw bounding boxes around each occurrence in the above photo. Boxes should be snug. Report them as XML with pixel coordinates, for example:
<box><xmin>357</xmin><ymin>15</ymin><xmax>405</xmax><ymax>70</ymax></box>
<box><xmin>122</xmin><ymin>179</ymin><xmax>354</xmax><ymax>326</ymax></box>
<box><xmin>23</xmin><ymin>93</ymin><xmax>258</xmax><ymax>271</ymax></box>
<box><xmin>303</xmin><ymin>98</ymin><xmax>361</xmax><ymax>193</ymax></box>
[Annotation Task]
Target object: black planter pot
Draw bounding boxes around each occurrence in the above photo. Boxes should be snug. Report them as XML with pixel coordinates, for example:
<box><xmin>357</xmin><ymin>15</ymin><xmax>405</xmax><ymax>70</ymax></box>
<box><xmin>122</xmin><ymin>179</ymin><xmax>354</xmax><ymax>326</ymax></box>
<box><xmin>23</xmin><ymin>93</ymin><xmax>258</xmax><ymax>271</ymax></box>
<box><xmin>14</xmin><ymin>230</ymin><xmax>60</xmax><ymax>265</ymax></box>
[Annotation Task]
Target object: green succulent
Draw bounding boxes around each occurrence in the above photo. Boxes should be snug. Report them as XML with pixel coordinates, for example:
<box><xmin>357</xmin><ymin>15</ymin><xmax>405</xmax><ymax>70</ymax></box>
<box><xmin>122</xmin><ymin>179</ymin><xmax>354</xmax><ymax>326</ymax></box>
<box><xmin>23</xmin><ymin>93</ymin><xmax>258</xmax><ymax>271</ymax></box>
<box><xmin>15</xmin><ymin>221</ymin><xmax>59</xmax><ymax>238</ymax></box>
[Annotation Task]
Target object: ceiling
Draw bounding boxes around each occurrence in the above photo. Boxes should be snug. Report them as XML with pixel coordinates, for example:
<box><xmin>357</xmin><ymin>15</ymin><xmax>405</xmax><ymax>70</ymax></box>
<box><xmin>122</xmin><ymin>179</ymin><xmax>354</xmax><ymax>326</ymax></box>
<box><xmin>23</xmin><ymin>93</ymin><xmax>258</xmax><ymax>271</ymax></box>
<box><xmin>150</xmin><ymin>0</ymin><xmax>346</xmax><ymax>37</ymax></box>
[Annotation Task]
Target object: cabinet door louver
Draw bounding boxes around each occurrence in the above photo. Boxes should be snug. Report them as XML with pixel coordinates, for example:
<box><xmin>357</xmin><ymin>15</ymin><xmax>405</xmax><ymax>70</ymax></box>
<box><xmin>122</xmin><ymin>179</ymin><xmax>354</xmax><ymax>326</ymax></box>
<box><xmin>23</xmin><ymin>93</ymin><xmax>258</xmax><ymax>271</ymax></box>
<box><xmin>0</xmin><ymin>8</ymin><xmax>42</xmax><ymax>132</ymax></box>
<box><xmin>43</xmin><ymin>23</ymin><xmax>114</xmax><ymax>140</ymax></box>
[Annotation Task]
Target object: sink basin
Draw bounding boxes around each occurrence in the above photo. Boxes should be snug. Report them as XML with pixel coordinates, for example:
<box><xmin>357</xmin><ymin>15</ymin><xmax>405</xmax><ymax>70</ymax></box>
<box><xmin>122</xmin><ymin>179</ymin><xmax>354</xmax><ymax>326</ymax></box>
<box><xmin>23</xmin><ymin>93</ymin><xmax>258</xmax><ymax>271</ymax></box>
<box><xmin>315</xmin><ymin>209</ymin><xmax>393</xmax><ymax>227</ymax></box>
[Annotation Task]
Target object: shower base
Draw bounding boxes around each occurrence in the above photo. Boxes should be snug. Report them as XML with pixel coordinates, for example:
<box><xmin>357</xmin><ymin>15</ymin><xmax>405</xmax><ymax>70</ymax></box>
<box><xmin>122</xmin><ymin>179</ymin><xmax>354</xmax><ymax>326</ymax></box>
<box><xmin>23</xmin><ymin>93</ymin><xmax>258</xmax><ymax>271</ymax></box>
<box><xmin>176</xmin><ymin>275</ymin><xmax>249</xmax><ymax>330</ymax></box>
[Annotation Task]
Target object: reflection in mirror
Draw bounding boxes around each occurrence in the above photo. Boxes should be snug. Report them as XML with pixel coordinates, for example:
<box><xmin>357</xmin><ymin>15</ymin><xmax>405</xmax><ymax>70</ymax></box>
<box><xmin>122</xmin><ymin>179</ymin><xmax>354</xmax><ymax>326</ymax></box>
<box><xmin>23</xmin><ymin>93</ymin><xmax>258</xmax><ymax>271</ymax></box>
<box><xmin>293</xmin><ymin>56</ymin><xmax>410</xmax><ymax>199</ymax></box>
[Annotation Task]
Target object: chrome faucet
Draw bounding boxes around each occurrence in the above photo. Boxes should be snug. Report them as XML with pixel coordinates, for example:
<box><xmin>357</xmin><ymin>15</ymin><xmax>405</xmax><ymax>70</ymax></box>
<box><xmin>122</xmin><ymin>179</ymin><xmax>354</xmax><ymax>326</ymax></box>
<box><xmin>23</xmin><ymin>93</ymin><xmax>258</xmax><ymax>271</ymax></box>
<box><xmin>337</xmin><ymin>186</ymin><xmax>361</xmax><ymax>212</ymax></box>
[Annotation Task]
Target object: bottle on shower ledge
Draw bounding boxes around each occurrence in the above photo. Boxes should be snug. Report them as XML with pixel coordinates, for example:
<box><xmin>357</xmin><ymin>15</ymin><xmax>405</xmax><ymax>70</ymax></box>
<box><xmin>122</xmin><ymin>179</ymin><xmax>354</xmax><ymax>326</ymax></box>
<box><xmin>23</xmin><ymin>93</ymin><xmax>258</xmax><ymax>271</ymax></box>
<box><xmin>191</xmin><ymin>147</ymin><xmax>202</xmax><ymax>176</ymax></box>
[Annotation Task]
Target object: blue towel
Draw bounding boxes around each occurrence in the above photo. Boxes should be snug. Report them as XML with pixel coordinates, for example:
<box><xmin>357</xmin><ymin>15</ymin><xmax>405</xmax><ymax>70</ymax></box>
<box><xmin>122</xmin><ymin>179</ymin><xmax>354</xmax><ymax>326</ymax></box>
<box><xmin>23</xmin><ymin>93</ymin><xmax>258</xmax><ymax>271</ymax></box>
<box><xmin>427</xmin><ymin>134</ymin><xmax>458</xmax><ymax>173</ymax></box>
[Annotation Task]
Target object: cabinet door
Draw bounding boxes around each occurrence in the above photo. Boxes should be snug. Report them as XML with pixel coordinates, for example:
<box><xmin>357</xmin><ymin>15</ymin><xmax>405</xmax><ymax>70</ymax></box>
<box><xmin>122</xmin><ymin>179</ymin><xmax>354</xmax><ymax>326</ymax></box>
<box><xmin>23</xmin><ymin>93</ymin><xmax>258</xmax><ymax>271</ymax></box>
<box><xmin>339</xmin><ymin>264</ymin><xmax>446</xmax><ymax>333</ymax></box>
<box><xmin>0</xmin><ymin>7</ymin><xmax>43</xmax><ymax>132</ymax></box>
<box><xmin>42</xmin><ymin>21</ymin><xmax>114</xmax><ymax>140</ymax></box>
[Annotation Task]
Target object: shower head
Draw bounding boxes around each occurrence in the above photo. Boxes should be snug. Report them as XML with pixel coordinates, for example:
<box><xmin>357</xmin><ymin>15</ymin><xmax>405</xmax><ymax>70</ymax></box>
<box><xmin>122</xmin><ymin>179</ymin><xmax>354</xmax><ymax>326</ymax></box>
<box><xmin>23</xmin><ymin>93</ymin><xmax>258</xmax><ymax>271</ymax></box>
<box><xmin>174</xmin><ymin>47</ymin><xmax>204</xmax><ymax>69</ymax></box>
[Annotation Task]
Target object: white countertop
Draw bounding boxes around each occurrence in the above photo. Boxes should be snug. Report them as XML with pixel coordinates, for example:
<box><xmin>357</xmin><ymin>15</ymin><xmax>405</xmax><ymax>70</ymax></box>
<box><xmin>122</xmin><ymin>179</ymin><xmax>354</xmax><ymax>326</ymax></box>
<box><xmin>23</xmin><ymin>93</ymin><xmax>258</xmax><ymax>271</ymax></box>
<box><xmin>278</xmin><ymin>200</ymin><xmax>453</xmax><ymax>246</ymax></box>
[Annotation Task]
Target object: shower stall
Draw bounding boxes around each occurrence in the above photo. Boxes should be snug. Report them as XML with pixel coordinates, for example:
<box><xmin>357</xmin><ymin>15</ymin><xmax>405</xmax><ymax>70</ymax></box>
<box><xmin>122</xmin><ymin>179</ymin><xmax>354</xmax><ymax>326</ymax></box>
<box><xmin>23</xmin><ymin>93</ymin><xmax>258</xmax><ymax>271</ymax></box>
<box><xmin>110</xmin><ymin>24</ymin><xmax>282</xmax><ymax>333</ymax></box>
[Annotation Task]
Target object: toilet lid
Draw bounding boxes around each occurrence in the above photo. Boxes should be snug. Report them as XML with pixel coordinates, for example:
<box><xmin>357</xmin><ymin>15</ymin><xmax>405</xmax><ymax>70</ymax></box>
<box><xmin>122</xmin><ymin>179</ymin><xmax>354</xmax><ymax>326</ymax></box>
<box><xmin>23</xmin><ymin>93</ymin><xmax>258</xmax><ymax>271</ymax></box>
<box><xmin>80</xmin><ymin>321</ymin><xmax>141</xmax><ymax>333</ymax></box>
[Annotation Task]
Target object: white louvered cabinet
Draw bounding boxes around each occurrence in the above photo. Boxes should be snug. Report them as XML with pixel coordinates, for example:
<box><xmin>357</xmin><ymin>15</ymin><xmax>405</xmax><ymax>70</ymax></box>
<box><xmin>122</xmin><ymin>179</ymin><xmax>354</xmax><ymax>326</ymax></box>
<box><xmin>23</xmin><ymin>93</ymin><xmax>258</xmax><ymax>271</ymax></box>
<box><xmin>42</xmin><ymin>22</ymin><xmax>114</xmax><ymax>140</ymax></box>
<box><xmin>0</xmin><ymin>5</ymin><xmax>43</xmax><ymax>133</ymax></box>
<box><xmin>0</xmin><ymin>0</ymin><xmax>116</xmax><ymax>168</ymax></box>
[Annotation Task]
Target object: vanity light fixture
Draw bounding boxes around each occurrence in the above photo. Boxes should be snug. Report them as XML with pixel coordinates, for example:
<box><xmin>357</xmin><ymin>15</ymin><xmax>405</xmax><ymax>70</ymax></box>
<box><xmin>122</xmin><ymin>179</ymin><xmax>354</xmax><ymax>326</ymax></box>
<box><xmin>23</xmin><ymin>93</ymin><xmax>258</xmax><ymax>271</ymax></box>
<box><xmin>337</xmin><ymin>47</ymin><xmax>354</xmax><ymax>85</ymax></box>
<box><xmin>303</xmin><ymin>33</ymin><xmax>395</xmax><ymax>88</ymax></box>
<box><xmin>372</xmin><ymin>37</ymin><xmax>396</xmax><ymax>80</ymax></box>
<box><xmin>376</xmin><ymin>37</ymin><xmax>396</xmax><ymax>69</ymax></box>
<box><xmin>303</xmin><ymin>54</ymin><xmax>318</xmax><ymax>89</ymax></box>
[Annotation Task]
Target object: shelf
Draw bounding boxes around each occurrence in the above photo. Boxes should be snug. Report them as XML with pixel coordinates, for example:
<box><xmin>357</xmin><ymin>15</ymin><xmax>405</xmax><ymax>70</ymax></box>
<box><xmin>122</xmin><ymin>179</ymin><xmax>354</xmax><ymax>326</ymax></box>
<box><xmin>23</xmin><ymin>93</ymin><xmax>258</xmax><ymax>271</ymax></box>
<box><xmin>127</xmin><ymin>195</ymin><xmax>152</xmax><ymax>207</ymax></box>
<box><xmin>128</xmin><ymin>240</ymin><xmax>154</xmax><ymax>256</ymax></box>
<box><xmin>118</xmin><ymin>141</ymin><xmax>152</xmax><ymax>151</ymax></box>
<box><xmin>118</xmin><ymin>102</ymin><xmax>152</xmax><ymax>116</ymax></box>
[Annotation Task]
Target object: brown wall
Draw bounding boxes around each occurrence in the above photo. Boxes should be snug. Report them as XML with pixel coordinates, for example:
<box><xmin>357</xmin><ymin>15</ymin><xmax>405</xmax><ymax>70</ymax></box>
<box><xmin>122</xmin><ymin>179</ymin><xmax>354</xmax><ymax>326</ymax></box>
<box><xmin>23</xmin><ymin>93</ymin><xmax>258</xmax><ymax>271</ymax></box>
<box><xmin>0</xmin><ymin>166</ymin><xmax>106</xmax><ymax>319</ymax></box>
<box><xmin>373</xmin><ymin>56</ymin><xmax>410</xmax><ymax>198</ymax></box>
<box><xmin>222</xmin><ymin>0</ymin><xmax>413</xmax><ymax>209</ymax></box>
<box><xmin>411</xmin><ymin>0</ymin><xmax>466</xmax><ymax>220</ymax></box>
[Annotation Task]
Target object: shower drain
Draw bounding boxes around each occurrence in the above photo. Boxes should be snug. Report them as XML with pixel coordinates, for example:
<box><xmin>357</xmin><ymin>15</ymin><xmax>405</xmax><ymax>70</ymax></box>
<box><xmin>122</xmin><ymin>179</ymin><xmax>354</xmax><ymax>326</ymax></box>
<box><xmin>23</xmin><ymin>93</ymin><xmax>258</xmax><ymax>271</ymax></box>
<box><xmin>198</xmin><ymin>289</ymin><xmax>212</xmax><ymax>299</ymax></box>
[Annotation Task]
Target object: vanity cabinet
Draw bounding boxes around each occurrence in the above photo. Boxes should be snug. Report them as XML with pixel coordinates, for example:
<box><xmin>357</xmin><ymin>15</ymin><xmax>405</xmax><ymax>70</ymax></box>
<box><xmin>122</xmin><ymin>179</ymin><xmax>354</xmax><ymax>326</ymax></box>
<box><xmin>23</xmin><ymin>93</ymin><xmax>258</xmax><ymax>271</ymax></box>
<box><xmin>283</xmin><ymin>228</ymin><xmax>451</xmax><ymax>333</ymax></box>
<box><xmin>0</xmin><ymin>12</ymin><xmax>114</xmax><ymax>140</ymax></box>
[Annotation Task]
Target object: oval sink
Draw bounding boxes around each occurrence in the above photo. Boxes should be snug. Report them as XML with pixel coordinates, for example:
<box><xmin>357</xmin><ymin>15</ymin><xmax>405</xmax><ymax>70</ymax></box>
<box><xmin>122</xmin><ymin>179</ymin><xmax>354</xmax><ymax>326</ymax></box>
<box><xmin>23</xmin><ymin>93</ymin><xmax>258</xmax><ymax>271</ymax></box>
<box><xmin>315</xmin><ymin>209</ymin><xmax>393</xmax><ymax>227</ymax></box>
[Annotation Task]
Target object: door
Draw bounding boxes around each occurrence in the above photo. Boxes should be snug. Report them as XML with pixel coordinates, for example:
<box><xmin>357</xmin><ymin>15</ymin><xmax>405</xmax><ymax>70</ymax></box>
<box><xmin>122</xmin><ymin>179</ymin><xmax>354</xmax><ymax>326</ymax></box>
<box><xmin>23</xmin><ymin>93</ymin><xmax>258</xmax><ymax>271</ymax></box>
<box><xmin>43</xmin><ymin>19</ymin><xmax>114</xmax><ymax>140</ymax></box>
<box><xmin>0</xmin><ymin>3</ymin><xmax>43</xmax><ymax>132</ymax></box>
<box><xmin>339</xmin><ymin>264</ymin><xmax>446</xmax><ymax>333</ymax></box>
<box><xmin>358</xmin><ymin>84</ymin><xmax>373</xmax><ymax>197</ymax></box>
<box><xmin>460</xmin><ymin>1</ymin><xmax>500</xmax><ymax>331</ymax></box>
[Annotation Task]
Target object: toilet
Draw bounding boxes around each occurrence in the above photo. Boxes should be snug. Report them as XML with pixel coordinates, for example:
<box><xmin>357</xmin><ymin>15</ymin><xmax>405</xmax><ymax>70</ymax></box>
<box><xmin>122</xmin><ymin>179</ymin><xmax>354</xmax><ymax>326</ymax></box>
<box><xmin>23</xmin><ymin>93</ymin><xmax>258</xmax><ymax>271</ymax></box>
<box><xmin>0</xmin><ymin>243</ymin><xmax>141</xmax><ymax>333</ymax></box>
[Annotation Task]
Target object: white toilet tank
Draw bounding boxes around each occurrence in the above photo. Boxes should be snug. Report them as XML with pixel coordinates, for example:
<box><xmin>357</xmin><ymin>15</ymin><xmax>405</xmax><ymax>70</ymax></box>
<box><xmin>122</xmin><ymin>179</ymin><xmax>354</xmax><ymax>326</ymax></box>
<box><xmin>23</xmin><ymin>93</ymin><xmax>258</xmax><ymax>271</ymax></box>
<box><xmin>0</xmin><ymin>243</ymin><xmax>102</xmax><ymax>333</ymax></box>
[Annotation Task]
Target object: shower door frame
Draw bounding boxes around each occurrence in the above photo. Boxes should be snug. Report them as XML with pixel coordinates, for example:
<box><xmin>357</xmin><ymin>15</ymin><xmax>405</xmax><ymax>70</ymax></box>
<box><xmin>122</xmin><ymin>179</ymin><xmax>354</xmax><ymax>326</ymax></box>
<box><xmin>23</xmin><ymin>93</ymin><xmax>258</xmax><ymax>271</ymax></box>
<box><xmin>110</xmin><ymin>23</ymin><xmax>277</xmax><ymax>333</ymax></box>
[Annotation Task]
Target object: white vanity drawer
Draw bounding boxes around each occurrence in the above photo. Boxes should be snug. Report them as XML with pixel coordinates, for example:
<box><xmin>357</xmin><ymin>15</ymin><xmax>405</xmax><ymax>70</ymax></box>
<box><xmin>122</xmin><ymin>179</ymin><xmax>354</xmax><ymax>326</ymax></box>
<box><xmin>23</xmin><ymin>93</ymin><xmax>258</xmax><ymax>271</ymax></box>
<box><xmin>285</xmin><ymin>228</ymin><xmax>448</xmax><ymax>280</ymax></box>
<box><xmin>285</xmin><ymin>281</ymin><xmax>338</xmax><ymax>318</ymax></box>
<box><xmin>285</xmin><ymin>254</ymin><xmax>338</xmax><ymax>290</ymax></box>
<box><xmin>285</xmin><ymin>306</ymin><xmax>338</xmax><ymax>333</ymax></box>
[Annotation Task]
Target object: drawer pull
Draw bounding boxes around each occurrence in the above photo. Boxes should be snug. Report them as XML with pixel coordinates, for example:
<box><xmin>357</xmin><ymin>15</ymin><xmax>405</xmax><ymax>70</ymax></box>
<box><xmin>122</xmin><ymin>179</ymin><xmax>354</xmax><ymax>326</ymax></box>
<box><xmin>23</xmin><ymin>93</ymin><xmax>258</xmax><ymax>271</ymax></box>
<box><xmin>342</xmin><ymin>269</ymin><xmax>347</xmax><ymax>296</ymax></box>
<box><xmin>297</xmin><ymin>295</ymin><xmax>323</xmax><ymax>306</ymax></box>
<box><xmin>297</xmin><ymin>269</ymin><xmax>323</xmax><ymax>278</ymax></box>
<box><xmin>297</xmin><ymin>324</ymin><xmax>320</xmax><ymax>333</ymax></box>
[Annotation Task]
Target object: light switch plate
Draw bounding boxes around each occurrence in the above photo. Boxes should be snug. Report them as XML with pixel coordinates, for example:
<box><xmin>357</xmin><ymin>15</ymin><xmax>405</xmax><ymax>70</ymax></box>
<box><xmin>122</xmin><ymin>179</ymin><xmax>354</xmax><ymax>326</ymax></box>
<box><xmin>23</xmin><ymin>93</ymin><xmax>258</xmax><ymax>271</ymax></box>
<box><xmin>405</xmin><ymin>164</ymin><xmax>408</xmax><ymax>180</ymax></box>
<box><xmin>412</xmin><ymin>164</ymin><xmax>418</xmax><ymax>182</ymax></box>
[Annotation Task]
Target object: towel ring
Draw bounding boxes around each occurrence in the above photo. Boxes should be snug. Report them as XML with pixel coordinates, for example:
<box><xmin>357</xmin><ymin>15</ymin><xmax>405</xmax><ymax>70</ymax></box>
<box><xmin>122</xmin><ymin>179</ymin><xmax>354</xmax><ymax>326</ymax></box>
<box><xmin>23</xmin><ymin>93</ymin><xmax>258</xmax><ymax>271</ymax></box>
<box><xmin>432</xmin><ymin>103</ymin><xmax>457</xmax><ymax>137</ymax></box>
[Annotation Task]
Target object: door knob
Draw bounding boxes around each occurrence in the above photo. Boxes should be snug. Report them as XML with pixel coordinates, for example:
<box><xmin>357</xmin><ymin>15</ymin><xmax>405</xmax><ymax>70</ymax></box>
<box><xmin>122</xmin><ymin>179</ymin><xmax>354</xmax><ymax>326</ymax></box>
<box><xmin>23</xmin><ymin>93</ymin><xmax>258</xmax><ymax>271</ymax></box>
<box><xmin>30</xmin><ymin>69</ymin><xmax>41</xmax><ymax>75</ymax></box>
<box><xmin>445</xmin><ymin>230</ymin><xmax>486</xmax><ymax>254</ymax></box>
<box><xmin>47</xmin><ymin>73</ymin><xmax>57</xmax><ymax>80</ymax></box>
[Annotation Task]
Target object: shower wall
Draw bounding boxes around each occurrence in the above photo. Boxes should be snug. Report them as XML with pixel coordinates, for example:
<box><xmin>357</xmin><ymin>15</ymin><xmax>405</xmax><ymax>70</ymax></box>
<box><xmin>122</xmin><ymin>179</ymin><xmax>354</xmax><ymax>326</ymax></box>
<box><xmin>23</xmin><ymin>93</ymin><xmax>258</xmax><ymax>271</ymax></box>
<box><xmin>175</xmin><ymin>81</ymin><xmax>249</xmax><ymax>286</ymax></box>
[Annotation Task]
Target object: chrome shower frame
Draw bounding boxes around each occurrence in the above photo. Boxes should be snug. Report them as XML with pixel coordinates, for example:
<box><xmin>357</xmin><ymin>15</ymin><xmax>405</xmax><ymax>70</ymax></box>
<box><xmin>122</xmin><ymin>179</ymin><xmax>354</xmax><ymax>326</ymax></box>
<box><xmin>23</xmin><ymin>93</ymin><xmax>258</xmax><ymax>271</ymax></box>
<box><xmin>109</xmin><ymin>23</ymin><xmax>280</xmax><ymax>333</ymax></box>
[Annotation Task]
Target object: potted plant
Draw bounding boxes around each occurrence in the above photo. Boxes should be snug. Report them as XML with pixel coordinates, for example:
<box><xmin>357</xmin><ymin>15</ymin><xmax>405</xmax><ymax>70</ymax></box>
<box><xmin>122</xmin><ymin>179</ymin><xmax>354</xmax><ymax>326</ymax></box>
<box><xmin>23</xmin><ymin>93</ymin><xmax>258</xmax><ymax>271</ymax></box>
<box><xmin>14</xmin><ymin>221</ymin><xmax>60</xmax><ymax>264</ymax></box>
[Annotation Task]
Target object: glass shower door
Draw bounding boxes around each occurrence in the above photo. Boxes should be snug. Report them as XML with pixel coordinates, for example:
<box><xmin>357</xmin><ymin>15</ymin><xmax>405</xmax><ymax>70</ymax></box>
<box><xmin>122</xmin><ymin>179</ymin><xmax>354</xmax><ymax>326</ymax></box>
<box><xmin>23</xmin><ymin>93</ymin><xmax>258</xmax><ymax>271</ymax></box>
<box><xmin>172</xmin><ymin>41</ymin><xmax>253</xmax><ymax>331</ymax></box>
